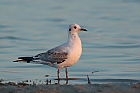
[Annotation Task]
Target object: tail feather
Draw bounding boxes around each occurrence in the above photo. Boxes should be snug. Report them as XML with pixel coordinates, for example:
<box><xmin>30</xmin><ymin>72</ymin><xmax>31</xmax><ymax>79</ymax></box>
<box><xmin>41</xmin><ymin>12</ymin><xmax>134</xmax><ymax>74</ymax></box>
<box><xmin>13</xmin><ymin>57</ymin><xmax>33</xmax><ymax>63</ymax></box>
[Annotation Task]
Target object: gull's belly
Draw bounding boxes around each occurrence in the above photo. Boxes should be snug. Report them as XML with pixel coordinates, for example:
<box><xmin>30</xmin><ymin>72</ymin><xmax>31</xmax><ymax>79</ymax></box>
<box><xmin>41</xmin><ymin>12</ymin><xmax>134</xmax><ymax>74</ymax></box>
<box><xmin>63</xmin><ymin>46</ymin><xmax>82</xmax><ymax>67</ymax></box>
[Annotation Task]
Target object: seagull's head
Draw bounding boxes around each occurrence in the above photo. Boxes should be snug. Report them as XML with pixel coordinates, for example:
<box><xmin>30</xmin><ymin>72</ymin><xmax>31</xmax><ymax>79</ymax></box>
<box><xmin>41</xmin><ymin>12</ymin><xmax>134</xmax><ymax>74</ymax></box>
<box><xmin>68</xmin><ymin>24</ymin><xmax>87</xmax><ymax>33</ymax></box>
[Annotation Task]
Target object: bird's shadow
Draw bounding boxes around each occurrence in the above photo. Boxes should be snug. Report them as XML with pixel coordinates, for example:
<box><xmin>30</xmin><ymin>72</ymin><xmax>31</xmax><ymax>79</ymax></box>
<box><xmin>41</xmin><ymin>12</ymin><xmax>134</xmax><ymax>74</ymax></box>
<box><xmin>54</xmin><ymin>78</ymin><xmax>81</xmax><ymax>84</ymax></box>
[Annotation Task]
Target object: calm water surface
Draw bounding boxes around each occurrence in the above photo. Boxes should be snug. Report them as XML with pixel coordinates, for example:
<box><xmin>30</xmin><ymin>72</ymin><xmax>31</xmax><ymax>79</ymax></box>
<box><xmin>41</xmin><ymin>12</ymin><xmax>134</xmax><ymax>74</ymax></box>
<box><xmin>0</xmin><ymin>0</ymin><xmax>140</xmax><ymax>84</ymax></box>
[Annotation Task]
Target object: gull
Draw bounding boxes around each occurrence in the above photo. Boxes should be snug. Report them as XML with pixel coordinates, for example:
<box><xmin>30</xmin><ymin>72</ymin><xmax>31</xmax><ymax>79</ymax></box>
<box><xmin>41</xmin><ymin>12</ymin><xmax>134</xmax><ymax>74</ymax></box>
<box><xmin>13</xmin><ymin>23</ymin><xmax>87</xmax><ymax>80</ymax></box>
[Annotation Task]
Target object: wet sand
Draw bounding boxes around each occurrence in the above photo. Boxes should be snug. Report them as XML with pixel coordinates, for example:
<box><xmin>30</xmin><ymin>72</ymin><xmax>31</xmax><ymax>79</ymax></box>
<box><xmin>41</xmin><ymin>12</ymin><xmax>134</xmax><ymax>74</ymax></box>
<box><xmin>0</xmin><ymin>83</ymin><xmax>140</xmax><ymax>93</ymax></box>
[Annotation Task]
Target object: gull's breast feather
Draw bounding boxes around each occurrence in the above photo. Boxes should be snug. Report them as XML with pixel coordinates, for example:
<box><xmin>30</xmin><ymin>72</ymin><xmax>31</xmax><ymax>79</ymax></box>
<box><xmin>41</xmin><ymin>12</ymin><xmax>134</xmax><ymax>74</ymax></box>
<box><xmin>62</xmin><ymin>35</ymin><xmax>82</xmax><ymax>67</ymax></box>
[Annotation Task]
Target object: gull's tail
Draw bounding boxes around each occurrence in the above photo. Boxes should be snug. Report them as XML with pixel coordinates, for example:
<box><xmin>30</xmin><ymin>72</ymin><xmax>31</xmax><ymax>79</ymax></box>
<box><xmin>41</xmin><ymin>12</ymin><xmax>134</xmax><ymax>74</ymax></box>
<box><xmin>13</xmin><ymin>57</ymin><xmax>34</xmax><ymax>63</ymax></box>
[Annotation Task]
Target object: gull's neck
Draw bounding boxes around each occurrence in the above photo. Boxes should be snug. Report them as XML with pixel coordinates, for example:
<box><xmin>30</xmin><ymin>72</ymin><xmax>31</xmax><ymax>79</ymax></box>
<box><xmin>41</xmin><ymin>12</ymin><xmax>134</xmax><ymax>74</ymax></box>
<box><xmin>67</xmin><ymin>32</ymin><xmax>81</xmax><ymax>45</ymax></box>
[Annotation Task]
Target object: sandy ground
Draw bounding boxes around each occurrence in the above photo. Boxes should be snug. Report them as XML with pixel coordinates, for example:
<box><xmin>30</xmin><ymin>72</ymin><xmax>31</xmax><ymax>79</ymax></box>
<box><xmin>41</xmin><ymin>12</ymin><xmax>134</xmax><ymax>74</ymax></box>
<box><xmin>0</xmin><ymin>83</ymin><xmax>140</xmax><ymax>93</ymax></box>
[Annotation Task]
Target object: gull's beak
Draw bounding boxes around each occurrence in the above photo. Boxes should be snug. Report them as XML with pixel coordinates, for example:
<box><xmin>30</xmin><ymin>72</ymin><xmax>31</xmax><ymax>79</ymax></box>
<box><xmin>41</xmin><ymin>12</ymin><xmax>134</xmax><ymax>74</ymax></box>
<box><xmin>80</xmin><ymin>28</ymin><xmax>87</xmax><ymax>31</ymax></box>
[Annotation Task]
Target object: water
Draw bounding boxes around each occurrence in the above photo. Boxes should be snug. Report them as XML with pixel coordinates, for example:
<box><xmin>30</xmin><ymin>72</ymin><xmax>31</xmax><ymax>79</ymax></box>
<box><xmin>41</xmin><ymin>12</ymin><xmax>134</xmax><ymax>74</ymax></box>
<box><xmin>0</xmin><ymin>0</ymin><xmax>140</xmax><ymax>84</ymax></box>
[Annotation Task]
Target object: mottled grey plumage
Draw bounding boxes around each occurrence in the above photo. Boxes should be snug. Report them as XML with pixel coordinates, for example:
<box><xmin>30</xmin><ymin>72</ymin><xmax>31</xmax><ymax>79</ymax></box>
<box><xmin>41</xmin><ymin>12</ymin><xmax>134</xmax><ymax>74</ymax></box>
<box><xmin>34</xmin><ymin>48</ymin><xmax>68</xmax><ymax>64</ymax></box>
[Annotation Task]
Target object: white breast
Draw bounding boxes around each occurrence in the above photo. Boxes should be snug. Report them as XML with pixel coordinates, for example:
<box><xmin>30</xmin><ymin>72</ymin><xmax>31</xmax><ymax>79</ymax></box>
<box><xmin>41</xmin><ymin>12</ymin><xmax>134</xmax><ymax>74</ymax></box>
<box><xmin>61</xmin><ymin>34</ymin><xmax>82</xmax><ymax>68</ymax></box>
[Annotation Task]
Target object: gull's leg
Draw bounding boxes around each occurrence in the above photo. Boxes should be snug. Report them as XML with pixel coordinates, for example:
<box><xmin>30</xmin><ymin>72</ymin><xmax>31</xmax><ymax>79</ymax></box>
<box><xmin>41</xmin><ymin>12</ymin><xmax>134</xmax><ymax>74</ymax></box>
<box><xmin>57</xmin><ymin>69</ymin><xmax>60</xmax><ymax>80</ymax></box>
<box><xmin>65</xmin><ymin>67</ymin><xmax>68</xmax><ymax>79</ymax></box>
<box><xmin>66</xmin><ymin>79</ymin><xmax>68</xmax><ymax>85</ymax></box>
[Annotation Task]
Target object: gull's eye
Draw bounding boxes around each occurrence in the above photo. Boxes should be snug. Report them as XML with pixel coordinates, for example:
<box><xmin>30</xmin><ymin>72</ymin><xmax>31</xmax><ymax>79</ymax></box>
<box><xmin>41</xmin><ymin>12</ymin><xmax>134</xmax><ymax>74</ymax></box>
<box><xmin>69</xmin><ymin>28</ymin><xmax>71</xmax><ymax>31</ymax></box>
<box><xmin>74</xmin><ymin>26</ymin><xmax>77</xmax><ymax>29</ymax></box>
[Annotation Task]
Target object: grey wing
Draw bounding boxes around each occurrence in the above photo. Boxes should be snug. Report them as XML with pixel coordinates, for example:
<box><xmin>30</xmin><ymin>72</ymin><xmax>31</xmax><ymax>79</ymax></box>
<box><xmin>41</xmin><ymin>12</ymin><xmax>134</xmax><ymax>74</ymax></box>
<box><xmin>34</xmin><ymin>48</ymin><xmax>68</xmax><ymax>64</ymax></box>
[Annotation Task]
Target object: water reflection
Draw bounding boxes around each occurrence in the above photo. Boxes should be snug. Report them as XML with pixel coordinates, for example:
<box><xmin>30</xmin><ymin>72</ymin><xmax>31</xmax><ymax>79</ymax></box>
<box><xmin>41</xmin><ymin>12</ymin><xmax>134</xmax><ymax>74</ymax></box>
<box><xmin>122</xmin><ymin>0</ymin><xmax>140</xmax><ymax>3</ymax></box>
<box><xmin>55</xmin><ymin>78</ymin><xmax>81</xmax><ymax>85</ymax></box>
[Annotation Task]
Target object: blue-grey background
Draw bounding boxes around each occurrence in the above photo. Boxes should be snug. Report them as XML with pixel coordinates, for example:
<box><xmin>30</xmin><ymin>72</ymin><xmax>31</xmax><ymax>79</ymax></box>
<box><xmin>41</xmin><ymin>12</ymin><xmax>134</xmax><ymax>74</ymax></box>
<box><xmin>0</xmin><ymin>0</ymin><xmax>140</xmax><ymax>84</ymax></box>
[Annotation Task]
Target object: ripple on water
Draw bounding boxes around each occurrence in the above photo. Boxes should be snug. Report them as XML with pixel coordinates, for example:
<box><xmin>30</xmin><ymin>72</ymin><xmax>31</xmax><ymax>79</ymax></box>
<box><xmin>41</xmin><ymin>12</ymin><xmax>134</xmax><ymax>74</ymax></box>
<box><xmin>86</xmin><ymin>44</ymin><xmax>140</xmax><ymax>49</ymax></box>
<box><xmin>0</xmin><ymin>36</ymin><xmax>29</xmax><ymax>41</ymax></box>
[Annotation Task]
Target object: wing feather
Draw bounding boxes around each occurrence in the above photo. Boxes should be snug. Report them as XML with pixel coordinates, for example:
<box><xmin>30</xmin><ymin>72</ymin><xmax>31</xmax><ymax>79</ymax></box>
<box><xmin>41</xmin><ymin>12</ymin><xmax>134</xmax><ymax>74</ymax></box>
<box><xmin>34</xmin><ymin>46</ymin><xmax>68</xmax><ymax>64</ymax></box>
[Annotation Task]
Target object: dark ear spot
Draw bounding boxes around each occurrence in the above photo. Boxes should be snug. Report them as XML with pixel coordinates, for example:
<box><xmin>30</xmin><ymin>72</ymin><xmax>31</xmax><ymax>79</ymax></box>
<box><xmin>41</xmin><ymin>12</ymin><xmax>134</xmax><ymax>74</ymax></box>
<box><xmin>74</xmin><ymin>26</ymin><xmax>77</xmax><ymax>29</ymax></box>
<box><xmin>69</xmin><ymin>28</ymin><xmax>71</xmax><ymax>31</ymax></box>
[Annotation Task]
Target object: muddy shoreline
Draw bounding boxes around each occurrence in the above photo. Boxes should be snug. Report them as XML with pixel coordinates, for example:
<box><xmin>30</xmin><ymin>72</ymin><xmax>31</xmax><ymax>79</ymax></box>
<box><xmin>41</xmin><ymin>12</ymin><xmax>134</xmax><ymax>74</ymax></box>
<box><xmin>0</xmin><ymin>82</ymin><xmax>140</xmax><ymax>93</ymax></box>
